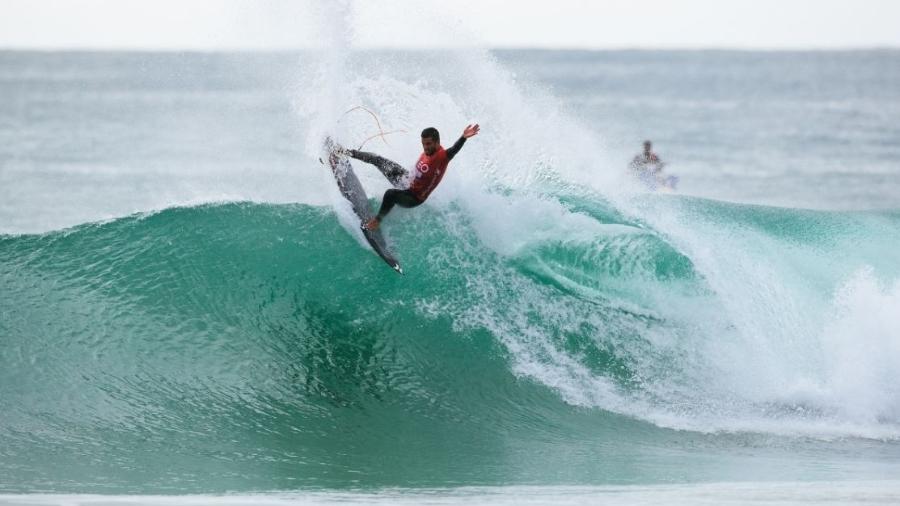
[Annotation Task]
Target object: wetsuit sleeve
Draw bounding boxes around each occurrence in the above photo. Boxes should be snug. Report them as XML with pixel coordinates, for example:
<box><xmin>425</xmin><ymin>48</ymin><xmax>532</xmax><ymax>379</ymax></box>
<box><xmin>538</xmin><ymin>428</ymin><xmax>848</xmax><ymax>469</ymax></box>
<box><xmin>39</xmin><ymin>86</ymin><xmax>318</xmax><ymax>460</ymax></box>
<box><xmin>445</xmin><ymin>136</ymin><xmax>467</xmax><ymax>161</ymax></box>
<box><xmin>348</xmin><ymin>150</ymin><xmax>384</xmax><ymax>165</ymax></box>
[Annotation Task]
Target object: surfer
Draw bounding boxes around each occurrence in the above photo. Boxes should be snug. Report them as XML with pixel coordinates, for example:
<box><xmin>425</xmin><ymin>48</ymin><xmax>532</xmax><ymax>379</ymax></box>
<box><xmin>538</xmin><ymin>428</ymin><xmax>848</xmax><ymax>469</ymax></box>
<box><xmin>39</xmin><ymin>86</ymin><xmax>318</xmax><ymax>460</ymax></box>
<box><xmin>630</xmin><ymin>140</ymin><xmax>676</xmax><ymax>190</ymax></box>
<box><xmin>342</xmin><ymin>124</ymin><xmax>480</xmax><ymax>231</ymax></box>
<box><xmin>630</xmin><ymin>140</ymin><xmax>665</xmax><ymax>176</ymax></box>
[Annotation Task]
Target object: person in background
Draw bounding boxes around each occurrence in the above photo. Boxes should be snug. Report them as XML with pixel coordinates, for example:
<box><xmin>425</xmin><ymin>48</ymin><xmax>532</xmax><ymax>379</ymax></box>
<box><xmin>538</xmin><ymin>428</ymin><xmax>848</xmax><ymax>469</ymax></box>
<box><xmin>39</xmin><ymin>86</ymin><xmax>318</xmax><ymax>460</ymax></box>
<box><xmin>630</xmin><ymin>140</ymin><xmax>676</xmax><ymax>191</ymax></box>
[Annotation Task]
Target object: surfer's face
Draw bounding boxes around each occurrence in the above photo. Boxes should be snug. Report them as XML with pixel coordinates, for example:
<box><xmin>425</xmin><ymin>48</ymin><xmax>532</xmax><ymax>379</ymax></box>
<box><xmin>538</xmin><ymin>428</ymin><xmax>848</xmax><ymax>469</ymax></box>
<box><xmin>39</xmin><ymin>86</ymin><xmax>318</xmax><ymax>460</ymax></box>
<box><xmin>421</xmin><ymin>136</ymin><xmax>438</xmax><ymax>156</ymax></box>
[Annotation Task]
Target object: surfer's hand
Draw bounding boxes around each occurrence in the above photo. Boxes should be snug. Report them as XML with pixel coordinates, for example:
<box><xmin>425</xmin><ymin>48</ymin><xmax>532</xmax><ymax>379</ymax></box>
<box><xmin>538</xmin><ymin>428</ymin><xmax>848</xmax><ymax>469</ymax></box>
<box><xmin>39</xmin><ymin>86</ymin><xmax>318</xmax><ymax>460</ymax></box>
<box><xmin>462</xmin><ymin>124</ymin><xmax>480</xmax><ymax>138</ymax></box>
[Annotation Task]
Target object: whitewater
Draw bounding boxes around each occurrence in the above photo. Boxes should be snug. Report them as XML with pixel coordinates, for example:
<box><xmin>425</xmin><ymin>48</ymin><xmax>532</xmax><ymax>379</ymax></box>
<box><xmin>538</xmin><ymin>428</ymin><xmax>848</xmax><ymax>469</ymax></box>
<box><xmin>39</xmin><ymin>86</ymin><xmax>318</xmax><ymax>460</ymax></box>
<box><xmin>2</xmin><ymin>5</ymin><xmax>900</xmax><ymax>506</ymax></box>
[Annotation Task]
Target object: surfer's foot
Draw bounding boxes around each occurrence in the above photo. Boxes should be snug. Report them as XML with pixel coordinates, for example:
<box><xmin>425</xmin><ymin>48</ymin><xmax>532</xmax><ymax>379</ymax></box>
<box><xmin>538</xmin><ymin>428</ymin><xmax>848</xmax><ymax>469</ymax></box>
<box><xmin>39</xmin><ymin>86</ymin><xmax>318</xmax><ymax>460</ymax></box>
<box><xmin>363</xmin><ymin>218</ymin><xmax>380</xmax><ymax>231</ymax></box>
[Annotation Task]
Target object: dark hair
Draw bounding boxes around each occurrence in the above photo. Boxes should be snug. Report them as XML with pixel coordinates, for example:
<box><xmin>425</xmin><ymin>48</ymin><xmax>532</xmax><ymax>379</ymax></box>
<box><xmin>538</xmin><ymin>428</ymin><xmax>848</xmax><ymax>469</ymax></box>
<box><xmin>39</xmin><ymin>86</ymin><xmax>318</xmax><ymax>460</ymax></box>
<box><xmin>421</xmin><ymin>127</ymin><xmax>440</xmax><ymax>142</ymax></box>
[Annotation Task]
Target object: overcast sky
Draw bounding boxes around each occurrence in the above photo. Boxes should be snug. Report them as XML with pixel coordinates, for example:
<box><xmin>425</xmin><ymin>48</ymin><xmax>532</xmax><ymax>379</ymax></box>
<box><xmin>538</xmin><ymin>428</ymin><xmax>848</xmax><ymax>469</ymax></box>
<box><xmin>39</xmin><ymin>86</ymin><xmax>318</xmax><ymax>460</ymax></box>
<box><xmin>2</xmin><ymin>0</ymin><xmax>899</xmax><ymax>50</ymax></box>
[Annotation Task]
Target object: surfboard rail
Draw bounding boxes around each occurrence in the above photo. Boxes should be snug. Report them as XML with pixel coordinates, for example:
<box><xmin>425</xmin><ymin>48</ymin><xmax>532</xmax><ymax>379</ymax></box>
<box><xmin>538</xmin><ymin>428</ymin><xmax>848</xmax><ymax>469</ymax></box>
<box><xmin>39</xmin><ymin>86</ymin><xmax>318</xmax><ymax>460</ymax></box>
<box><xmin>323</xmin><ymin>137</ymin><xmax>404</xmax><ymax>274</ymax></box>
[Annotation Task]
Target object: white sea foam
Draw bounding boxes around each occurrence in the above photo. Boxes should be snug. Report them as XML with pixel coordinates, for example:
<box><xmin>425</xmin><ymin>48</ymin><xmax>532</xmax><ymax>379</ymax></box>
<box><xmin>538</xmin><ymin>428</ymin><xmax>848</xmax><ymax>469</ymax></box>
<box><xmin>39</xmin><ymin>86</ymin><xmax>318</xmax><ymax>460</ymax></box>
<box><xmin>286</xmin><ymin>5</ymin><xmax>900</xmax><ymax>440</ymax></box>
<box><xmin>4</xmin><ymin>481</ymin><xmax>900</xmax><ymax>506</ymax></box>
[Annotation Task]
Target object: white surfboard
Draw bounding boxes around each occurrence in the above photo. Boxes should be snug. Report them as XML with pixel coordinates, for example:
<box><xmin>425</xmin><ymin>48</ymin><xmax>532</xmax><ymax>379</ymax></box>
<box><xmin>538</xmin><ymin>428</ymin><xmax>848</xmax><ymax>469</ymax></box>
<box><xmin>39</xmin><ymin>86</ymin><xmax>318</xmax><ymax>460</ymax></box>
<box><xmin>323</xmin><ymin>137</ymin><xmax>403</xmax><ymax>275</ymax></box>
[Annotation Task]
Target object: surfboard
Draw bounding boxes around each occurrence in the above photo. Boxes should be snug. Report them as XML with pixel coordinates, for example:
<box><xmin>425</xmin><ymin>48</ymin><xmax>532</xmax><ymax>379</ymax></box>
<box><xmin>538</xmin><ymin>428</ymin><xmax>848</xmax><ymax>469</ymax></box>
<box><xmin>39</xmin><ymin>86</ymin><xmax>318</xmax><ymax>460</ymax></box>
<box><xmin>323</xmin><ymin>137</ymin><xmax>403</xmax><ymax>275</ymax></box>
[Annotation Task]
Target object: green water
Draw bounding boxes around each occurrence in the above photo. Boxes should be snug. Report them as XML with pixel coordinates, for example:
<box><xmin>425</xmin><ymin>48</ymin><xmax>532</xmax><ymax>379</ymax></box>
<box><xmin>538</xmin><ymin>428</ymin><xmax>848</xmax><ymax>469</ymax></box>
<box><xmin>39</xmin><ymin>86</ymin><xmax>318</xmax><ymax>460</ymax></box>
<box><xmin>2</xmin><ymin>200</ymin><xmax>900</xmax><ymax>493</ymax></box>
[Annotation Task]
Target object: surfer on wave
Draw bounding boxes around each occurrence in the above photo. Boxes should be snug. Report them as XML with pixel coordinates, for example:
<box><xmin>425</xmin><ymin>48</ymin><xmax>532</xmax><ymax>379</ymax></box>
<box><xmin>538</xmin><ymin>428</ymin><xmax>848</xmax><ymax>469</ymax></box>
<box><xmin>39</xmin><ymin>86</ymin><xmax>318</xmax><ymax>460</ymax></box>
<box><xmin>340</xmin><ymin>124</ymin><xmax>480</xmax><ymax>231</ymax></box>
<box><xmin>630</xmin><ymin>140</ymin><xmax>678</xmax><ymax>191</ymax></box>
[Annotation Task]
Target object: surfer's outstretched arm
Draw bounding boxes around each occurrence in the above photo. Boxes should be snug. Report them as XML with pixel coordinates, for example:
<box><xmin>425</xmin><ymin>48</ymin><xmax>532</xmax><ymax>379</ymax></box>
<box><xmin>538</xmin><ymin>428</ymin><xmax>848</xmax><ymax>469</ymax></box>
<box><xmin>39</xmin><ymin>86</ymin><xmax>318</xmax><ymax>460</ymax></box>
<box><xmin>445</xmin><ymin>137</ymin><xmax>466</xmax><ymax>161</ymax></box>
<box><xmin>447</xmin><ymin>124</ymin><xmax>480</xmax><ymax>160</ymax></box>
<box><xmin>348</xmin><ymin>150</ymin><xmax>408</xmax><ymax>188</ymax></box>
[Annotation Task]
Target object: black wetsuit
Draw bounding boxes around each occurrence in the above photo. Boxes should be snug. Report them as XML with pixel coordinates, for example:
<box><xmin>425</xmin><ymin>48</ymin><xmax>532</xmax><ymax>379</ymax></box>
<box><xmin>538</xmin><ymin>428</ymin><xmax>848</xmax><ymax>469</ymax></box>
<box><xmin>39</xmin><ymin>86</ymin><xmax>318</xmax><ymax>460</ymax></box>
<box><xmin>349</xmin><ymin>136</ymin><xmax>467</xmax><ymax>221</ymax></box>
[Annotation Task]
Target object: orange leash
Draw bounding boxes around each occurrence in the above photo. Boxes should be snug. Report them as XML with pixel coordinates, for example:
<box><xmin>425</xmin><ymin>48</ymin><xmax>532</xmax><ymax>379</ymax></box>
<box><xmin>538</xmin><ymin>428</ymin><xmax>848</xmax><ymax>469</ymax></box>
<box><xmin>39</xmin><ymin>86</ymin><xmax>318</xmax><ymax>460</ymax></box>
<box><xmin>341</xmin><ymin>106</ymin><xmax>407</xmax><ymax>150</ymax></box>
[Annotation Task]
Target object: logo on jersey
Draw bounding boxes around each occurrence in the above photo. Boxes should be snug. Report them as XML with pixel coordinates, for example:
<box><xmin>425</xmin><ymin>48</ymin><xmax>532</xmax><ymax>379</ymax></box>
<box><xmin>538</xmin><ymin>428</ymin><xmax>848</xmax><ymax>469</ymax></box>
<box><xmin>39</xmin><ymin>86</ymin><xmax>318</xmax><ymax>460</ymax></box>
<box><xmin>417</xmin><ymin>161</ymin><xmax>431</xmax><ymax>174</ymax></box>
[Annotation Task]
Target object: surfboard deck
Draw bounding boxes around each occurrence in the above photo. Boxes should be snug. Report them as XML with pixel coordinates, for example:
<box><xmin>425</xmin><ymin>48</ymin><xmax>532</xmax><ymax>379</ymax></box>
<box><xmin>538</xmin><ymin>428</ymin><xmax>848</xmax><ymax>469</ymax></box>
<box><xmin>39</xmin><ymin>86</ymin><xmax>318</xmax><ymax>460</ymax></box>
<box><xmin>323</xmin><ymin>137</ymin><xmax>403</xmax><ymax>275</ymax></box>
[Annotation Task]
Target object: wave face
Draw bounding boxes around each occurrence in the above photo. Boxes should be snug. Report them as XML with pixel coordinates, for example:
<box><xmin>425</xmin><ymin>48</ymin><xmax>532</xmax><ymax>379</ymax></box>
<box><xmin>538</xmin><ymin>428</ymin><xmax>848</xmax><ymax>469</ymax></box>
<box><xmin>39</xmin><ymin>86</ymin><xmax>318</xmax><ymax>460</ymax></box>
<box><xmin>3</xmin><ymin>199</ymin><xmax>900</xmax><ymax>492</ymax></box>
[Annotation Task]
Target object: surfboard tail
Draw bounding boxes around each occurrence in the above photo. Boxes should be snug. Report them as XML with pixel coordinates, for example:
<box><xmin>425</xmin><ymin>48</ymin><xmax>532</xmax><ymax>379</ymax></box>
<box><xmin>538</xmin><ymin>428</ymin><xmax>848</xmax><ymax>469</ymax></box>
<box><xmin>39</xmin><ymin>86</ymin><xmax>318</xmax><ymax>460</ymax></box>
<box><xmin>324</xmin><ymin>136</ymin><xmax>404</xmax><ymax>275</ymax></box>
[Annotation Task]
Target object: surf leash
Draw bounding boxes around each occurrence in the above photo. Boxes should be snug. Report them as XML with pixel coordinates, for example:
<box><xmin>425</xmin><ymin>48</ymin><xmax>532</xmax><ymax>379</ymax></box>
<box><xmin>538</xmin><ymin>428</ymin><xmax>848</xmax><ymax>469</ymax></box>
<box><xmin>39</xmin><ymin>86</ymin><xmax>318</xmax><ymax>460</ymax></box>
<box><xmin>341</xmin><ymin>106</ymin><xmax>407</xmax><ymax>150</ymax></box>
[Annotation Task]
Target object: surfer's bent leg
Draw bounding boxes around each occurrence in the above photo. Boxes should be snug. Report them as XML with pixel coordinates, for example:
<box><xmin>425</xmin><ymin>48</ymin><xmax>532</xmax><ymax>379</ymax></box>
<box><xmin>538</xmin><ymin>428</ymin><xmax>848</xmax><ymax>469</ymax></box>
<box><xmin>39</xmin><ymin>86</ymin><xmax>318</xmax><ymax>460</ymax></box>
<box><xmin>376</xmin><ymin>189</ymin><xmax>422</xmax><ymax>220</ymax></box>
<box><xmin>349</xmin><ymin>150</ymin><xmax>408</xmax><ymax>188</ymax></box>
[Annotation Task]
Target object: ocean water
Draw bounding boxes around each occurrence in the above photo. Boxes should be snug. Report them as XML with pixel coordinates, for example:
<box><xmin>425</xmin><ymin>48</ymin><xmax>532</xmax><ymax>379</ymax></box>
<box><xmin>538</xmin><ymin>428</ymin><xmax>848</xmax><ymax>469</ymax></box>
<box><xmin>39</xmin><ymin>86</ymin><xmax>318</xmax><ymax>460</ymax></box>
<box><xmin>2</xmin><ymin>46</ymin><xmax>900</xmax><ymax>504</ymax></box>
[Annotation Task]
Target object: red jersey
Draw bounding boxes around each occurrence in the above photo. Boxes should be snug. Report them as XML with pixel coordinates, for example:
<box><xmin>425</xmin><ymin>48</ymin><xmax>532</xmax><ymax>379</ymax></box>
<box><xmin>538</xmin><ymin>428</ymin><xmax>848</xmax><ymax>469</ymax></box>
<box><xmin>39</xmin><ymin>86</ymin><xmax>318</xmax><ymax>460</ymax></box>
<box><xmin>408</xmin><ymin>146</ymin><xmax>450</xmax><ymax>202</ymax></box>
